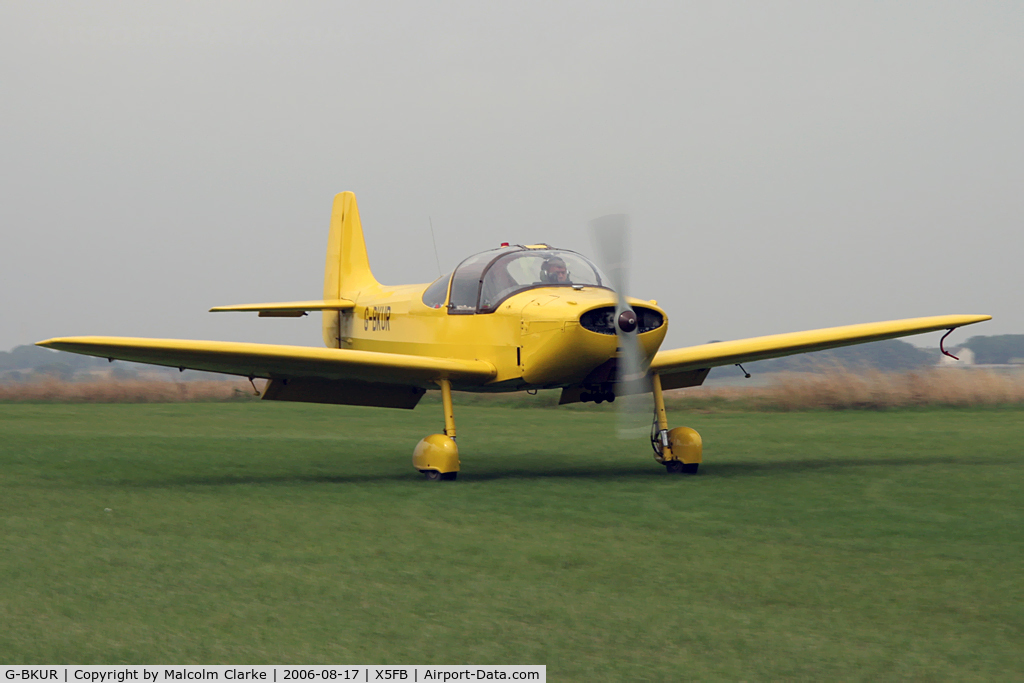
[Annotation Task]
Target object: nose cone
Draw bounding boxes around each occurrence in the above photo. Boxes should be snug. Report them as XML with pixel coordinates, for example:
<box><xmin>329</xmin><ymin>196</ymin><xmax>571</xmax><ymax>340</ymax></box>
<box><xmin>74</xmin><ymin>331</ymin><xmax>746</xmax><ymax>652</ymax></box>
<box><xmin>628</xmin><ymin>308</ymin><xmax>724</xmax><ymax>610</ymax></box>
<box><xmin>618</xmin><ymin>310</ymin><xmax>637</xmax><ymax>333</ymax></box>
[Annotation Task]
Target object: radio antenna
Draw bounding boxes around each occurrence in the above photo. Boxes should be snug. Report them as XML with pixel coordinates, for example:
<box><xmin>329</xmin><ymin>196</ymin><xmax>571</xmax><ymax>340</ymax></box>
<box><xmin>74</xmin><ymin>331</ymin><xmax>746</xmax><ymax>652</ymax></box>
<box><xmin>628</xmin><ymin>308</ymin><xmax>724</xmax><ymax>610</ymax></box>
<box><xmin>429</xmin><ymin>216</ymin><xmax>442</xmax><ymax>277</ymax></box>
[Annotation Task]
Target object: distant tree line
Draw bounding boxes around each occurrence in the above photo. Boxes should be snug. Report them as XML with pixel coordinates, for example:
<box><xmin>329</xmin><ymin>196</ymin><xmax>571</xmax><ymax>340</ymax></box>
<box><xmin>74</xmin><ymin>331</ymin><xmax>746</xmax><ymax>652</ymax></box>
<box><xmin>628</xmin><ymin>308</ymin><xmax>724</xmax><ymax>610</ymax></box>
<box><xmin>963</xmin><ymin>335</ymin><xmax>1024</xmax><ymax>365</ymax></box>
<box><xmin>0</xmin><ymin>345</ymin><xmax>103</xmax><ymax>381</ymax></box>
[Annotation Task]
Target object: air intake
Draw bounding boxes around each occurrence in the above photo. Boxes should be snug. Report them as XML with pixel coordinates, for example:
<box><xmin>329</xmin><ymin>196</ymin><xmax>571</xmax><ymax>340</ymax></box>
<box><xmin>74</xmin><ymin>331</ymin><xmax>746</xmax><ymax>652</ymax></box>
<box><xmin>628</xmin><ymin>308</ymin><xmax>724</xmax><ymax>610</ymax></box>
<box><xmin>580</xmin><ymin>306</ymin><xmax>664</xmax><ymax>335</ymax></box>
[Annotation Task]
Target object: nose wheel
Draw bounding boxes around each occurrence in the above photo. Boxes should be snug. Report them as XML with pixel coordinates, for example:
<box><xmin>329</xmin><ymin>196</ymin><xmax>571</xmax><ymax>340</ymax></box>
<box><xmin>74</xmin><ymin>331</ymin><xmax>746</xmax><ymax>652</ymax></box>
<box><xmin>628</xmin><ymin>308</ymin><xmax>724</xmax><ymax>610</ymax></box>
<box><xmin>651</xmin><ymin>374</ymin><xmax>702</xmax><ymax>475</ymax></box>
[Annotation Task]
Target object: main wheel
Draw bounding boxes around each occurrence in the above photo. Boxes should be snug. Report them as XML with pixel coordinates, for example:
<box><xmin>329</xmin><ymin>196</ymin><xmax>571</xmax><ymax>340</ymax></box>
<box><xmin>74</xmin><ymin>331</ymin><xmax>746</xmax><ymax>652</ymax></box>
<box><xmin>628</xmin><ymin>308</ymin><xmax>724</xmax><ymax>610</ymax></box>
<box><xmin>681</xmin><ymin>463</ymin><xmax>699</xmax><ymax>475</ymax></box>
<box><xmin>665</xmin><ymin>460</ymin><xmax>684</xmax><ymax>474</ymax></box>
<box><xmin>423</xmin><ymin>470</ymin><xmax>442</xmax><ymax>481</ymax></box>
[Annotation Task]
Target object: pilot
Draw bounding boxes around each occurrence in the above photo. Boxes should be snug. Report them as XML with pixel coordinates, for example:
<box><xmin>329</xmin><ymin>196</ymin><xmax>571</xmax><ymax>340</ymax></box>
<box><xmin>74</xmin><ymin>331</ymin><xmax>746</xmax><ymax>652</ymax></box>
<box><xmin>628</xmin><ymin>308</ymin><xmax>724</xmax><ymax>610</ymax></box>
<box><xmin>540</xmin><ymin>256</ymin><xmax>570</xmax><ymax>284</ymax></box>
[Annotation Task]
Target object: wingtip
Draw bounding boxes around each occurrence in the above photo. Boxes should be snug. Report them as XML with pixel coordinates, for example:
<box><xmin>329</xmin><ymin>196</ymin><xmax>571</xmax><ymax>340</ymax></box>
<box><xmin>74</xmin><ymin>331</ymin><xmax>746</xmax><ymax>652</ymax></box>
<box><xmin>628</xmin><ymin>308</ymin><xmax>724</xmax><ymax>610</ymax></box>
<box><xmin>35</xmin><ymin>336</ymin><xmax>101</xmax><ymax>349</ymax></box>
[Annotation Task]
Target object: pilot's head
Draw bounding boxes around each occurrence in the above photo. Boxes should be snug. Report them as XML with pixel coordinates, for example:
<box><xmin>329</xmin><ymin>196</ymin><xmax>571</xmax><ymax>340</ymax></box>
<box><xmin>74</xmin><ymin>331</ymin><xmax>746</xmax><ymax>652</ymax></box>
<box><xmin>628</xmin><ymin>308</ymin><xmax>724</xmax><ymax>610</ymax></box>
<box><xmin>540</xmin><ymin>256</ymin><xmax>569</xmax><ymax>284</ymax></box>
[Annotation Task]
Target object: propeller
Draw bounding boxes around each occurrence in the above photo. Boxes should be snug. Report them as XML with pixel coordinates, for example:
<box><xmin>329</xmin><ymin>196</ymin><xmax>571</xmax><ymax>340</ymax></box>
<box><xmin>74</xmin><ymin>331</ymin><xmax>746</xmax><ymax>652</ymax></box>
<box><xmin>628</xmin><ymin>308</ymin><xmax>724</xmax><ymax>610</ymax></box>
<box><xmin>589</xmin><ymin>214</ymin><xmax>649</xmax><ymax>437</ymax></box>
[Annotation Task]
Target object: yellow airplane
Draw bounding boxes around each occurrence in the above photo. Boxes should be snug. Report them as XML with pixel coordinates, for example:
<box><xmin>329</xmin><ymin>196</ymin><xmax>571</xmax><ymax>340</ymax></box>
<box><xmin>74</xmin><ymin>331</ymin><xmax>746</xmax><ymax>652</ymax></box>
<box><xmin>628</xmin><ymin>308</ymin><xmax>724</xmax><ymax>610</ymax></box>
<box><xmin>38</xmin><ymin>192</ymin><xmax>990</xmax><ymax>480</ymax></box>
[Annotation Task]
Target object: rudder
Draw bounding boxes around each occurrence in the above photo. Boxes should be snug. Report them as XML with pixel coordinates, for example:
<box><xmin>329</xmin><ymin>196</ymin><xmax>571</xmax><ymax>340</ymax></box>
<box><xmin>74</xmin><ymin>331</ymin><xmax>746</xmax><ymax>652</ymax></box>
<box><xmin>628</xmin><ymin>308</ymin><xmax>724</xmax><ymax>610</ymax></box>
<box><xmin>323</xmin><ymin>192</ymin><xmax>380</xmax><ymax>347</ymax></box>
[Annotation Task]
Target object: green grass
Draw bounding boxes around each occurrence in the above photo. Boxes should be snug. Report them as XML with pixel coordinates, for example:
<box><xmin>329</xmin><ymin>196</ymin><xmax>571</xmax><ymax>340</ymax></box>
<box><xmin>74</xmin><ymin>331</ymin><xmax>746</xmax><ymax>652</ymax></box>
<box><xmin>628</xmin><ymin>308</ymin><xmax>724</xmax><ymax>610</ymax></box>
<box><xmin>0</xmin><ymin>403</ymin><xmax>1021</xmax><ymax>679</ymax></box>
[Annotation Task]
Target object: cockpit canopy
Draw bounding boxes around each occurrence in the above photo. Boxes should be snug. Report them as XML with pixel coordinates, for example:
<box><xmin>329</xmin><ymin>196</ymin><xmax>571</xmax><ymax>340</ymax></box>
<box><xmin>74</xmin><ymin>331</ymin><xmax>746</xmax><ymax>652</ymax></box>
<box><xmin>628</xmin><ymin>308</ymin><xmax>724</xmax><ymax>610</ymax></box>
<box><xmin>423</xmin><ymin>246</ymin><xmax>610</xmax><ymax>314</ymax></box>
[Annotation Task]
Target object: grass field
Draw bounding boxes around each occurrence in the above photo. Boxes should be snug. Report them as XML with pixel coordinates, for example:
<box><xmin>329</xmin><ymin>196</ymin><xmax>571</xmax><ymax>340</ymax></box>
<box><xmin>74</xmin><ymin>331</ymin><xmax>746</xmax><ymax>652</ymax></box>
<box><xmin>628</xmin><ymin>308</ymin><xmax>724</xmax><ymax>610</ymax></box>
<box><xmin>0</xmin><ymin>403</ymin><xmax>1021</xmax><ymax>679</ymax></box>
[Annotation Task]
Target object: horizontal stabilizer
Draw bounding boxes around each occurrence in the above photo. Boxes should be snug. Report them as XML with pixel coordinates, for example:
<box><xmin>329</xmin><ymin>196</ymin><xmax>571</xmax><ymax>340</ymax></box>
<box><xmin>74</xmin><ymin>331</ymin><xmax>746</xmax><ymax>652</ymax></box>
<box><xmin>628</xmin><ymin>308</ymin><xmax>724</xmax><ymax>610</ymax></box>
<box><xmin>209</xmin><ymin>299</ymin><xmax>355</xmax><ymax>318</ymax></box>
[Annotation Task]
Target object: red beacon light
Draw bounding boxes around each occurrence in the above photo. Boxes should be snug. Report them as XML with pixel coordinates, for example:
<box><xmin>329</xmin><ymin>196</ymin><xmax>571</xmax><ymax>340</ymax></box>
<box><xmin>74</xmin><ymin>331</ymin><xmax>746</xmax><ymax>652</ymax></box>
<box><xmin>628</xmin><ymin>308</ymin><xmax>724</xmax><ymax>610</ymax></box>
<box><xmin>500</xmin><ymin>242</ymin><xmax>509</xmax><ymax>247</ymax></box>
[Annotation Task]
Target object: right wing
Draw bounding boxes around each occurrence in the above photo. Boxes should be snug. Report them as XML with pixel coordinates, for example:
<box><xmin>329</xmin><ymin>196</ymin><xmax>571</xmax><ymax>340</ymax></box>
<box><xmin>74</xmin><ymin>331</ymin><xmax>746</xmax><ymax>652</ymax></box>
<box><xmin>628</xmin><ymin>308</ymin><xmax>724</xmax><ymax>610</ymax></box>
<box><xmin>36</xmin><ymin>336</ymin><xmax>495</xmax><ymax>388</ymax></box>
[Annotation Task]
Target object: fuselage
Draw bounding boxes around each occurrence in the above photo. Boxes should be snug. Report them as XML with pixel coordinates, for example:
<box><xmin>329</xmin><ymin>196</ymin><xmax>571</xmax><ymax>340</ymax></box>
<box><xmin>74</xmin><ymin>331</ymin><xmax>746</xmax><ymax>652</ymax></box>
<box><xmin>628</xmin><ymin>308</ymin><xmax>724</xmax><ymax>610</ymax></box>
<box><xmin>330</xmin><ymin>282</ymin><xmax>668</xmax><ymax>391</ymax></box>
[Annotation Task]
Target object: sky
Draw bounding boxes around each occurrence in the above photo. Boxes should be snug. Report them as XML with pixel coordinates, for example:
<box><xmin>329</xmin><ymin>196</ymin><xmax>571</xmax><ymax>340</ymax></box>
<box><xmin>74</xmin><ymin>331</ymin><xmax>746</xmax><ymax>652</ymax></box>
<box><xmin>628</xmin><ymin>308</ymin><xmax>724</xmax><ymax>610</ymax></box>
<box><xmin>2</xmin><ymin>2</ymin><xmax>1021</xmax><ymax>354</ymax></box>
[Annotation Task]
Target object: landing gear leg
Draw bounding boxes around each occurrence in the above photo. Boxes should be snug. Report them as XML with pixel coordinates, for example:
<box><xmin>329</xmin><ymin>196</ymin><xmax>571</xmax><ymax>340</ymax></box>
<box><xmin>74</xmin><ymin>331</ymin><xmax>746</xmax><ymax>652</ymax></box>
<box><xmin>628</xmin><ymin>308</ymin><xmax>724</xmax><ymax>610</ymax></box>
<box><xmin>652</xmin><ymin>373</ymin><xmax>672</xmax><ymax>464</ymax></box>
<box><xmin>440</xmin><ymin>377</ymin><xmax>456</xmax><ymax>441</ymax></box>
<box><xmin>412</xmin><ymin>378</ymin><xmax>460</xmax><ymax>481</ymax></box>
<box><xmin>651</xmin><ymin>373</ymin><xmax>701</xmax><ymax>475</ymax></box>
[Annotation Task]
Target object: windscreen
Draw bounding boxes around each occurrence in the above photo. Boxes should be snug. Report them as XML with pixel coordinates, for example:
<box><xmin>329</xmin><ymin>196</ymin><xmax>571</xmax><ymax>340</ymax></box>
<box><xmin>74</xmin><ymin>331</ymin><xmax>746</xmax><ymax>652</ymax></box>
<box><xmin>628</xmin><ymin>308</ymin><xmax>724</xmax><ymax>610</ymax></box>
<box><xmin>478</xmin><ymin>250</ymin><xmax>607</xmax><ymax>312</ymax></box>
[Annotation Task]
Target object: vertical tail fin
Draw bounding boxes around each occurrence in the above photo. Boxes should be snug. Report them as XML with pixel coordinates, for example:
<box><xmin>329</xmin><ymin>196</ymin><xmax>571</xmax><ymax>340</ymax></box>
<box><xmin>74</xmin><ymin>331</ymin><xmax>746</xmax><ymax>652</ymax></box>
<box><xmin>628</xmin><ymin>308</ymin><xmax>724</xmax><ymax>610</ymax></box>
<box><xmin>323</xmin><ymin>192</ymin><xmax>380</xmax><ymax>347</ymax></box>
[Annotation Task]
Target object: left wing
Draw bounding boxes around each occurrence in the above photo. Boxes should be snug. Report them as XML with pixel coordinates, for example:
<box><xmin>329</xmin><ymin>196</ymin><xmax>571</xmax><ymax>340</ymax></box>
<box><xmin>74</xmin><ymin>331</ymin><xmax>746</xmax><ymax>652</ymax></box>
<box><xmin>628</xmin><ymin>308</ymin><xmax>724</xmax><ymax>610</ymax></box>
<box><xmin>35</xmin><ymin>336</ymin><xmax>495</xmax><ymax>387</ymax></box>
<box><xmin>650</xmin><ymin>314</ymin><xmax>991</xmax><ymax>382</ymax></box>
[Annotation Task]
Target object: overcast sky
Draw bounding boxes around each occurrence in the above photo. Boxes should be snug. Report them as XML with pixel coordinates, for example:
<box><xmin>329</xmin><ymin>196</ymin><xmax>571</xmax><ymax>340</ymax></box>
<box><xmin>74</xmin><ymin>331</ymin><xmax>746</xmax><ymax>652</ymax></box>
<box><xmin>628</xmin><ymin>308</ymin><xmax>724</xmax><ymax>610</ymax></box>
<box><xmin>2</xmin><ymin>2</ymin><xmax>1021</xmax><ymax>354</ymax></box>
